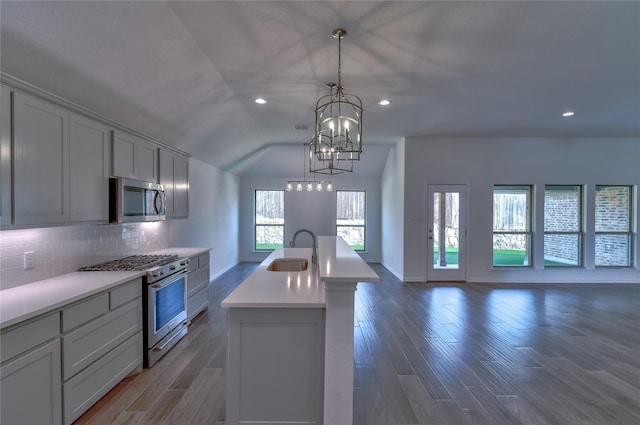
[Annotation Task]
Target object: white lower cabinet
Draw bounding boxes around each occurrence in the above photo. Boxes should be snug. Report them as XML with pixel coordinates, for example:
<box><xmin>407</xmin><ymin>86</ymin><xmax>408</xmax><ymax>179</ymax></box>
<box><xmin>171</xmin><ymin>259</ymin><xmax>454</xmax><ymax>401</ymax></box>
<box><xmin>186</xmin><ymin>251</ymin><xmax>210</xmax><ymax>320</ymax></box>
<box><xmin>63</xmin><ymin>332</ymin><xmax>142</xmax><ymax>424</ymax></box>
<box><xmin>1</xmin><ymin>337</ymin><xmax>62</xmax><ymax>425</ymax></box>
<box><xmin>226</xmin><ymin>308</ymin><xmax>325</xmax><ymax>425</ymax></box>
<box><xmin>62</xmin><ymin>297</ymin><xmax>142</xmax><ymax>380</ymax></box>
<box><xmin>61</xmin><ymin>278</ymin><xmax>143</xmax><ymax>424</ymax></box>
<box><xmin>0</xmin><ymin>313</ymin><xmax>62</xmax><ymax>424</ymax></box>
<box><xmin>0</xmin><ymin>277</ymin><xmax>144</xmax><ymax>425</ymax></box>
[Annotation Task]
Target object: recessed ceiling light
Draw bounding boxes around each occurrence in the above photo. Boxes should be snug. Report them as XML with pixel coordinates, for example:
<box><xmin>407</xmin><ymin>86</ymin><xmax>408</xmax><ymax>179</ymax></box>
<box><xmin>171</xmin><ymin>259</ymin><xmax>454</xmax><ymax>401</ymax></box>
<box><xmin>378</xmin><ymin>99</ymin><xmax>391</xmax><ymax>106</ymax></box>
<box><xmin>562</xmin><ymin>111</ymin><xmax>575</xmax><ymax>117</ymax></box>
<box><xmin>255</xmin><ymin>98</ymin><xmax>267</xmax><ymax>105</ymax></box>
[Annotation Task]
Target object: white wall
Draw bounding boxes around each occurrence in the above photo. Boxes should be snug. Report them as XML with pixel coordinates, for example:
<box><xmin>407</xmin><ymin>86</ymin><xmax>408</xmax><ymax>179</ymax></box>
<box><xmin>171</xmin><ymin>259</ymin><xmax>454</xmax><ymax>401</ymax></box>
<box><xmin>402</xmin><ymin>137</ymin><xmax>640</xmax><ymax>283</ymax></box>
<box><xmin>167</xmin><ymin>158</ymin><xmax>239</xmax><ymax>281</ymax></box>
<box><xmin>381</xmin><ymin>140</ymin><xmax>405</xmax><ymax>279</ymax></box>
<box><xmin>239</xmin><ymin>177</ymin><xmax>382</xmax><ymax>263</ymax></box>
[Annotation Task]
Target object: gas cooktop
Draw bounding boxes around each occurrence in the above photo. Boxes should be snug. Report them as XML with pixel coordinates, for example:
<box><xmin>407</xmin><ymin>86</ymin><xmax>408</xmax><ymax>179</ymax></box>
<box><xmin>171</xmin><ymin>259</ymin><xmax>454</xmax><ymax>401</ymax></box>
<box><xmin>79</xmin><ymin>254</ymin><xmax>179</xmax><ymax>271</ymax></box>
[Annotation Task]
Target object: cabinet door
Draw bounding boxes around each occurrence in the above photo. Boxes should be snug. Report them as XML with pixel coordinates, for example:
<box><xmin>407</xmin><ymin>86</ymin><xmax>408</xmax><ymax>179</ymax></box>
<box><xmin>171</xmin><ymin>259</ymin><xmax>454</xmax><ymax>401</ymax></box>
<box><xmin>158</xmin><ymin>148</ymin><xmax>174</xmax><ymax>214</ymax></box>
<box><xmin>136</xmin><ymin>138</ymin><xmax>158</xmax><ymax>183</ymax></box>
<box><xmin>112</xmin><ymin>129</ymin><xmax>137</xmax><ymax>179</ymax></box>
<box><xmin>112</xmin><ymin>129</ymin><xmax>157</xmax><ymax>183</ymax></box>
<box><xmin>226</xmin><ymin>308</ymin><xmax>325</xmax><ymax>425</ymax></box>
<box><xmin>159</xmin><ymin>149</ymin><xmax>189</xmax><ymax>218</ymax></box>
<box><xmin>69</xmin><ymin>113</ymin><xmax>110</xmax><ymax>221</ymax></box>
<box><xmin>13</xmin><ymin>91</ymin><xmax>69</xmax><ymax>225</ymax></box>
<box><xmin>1</xmin><ymin>339</ymin><xmax>62</xmax><ymax>425</ymax></box>
<box><xmin>0</xmin><ymin>87</ymin><xmax>11</xmax><ymax>225</ymax></box>
<box><xmin>173</xmin><ymin>153</ymin><xmax>189</xmax><ymax>217</ymax></box>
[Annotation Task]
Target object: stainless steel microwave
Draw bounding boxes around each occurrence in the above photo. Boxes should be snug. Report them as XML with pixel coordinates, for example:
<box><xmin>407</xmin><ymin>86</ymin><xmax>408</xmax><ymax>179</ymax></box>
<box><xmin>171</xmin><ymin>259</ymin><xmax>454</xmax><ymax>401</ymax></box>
<box><xmin>109</xmin><ymin>177</ymin><xmax>166</xmax><ymax>223</ymax></box>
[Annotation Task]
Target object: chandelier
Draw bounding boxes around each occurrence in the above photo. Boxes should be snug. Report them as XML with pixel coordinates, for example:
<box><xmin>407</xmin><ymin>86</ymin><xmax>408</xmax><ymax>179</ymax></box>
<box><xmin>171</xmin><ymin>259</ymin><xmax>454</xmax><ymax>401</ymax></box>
<box><xmin>309</xmin><ymin>28</ymin><xmax>363</xmax><ymax>175</ymax></box>
<box><xmin>287</xmin><ymin>144</ymin><xmax>332</xmax><ymax>192</ymax></box>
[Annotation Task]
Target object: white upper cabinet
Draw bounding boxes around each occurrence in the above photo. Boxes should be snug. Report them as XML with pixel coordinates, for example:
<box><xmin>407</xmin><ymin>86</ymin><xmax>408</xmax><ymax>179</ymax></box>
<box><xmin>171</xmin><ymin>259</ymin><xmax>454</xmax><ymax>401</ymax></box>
<box><xmin>1</xmin><ymin>88</ymin><xmax>11</xmax><ymax>224</ymax></box>
<box><xmin>159</xmin><ymin>148</ymin><xmax>189</xmax><ymax>218</ymax></box>
<box><xmin>69</xmin><ymin>113</ymin><xmax>110</xmax><ymax>222</ymax></box>
<box><xmin>1</xmin><ymin>77</ymin><xmax>188</xmax><ymax>227</ymax></box>
<box><xmin>13</xmin><ymin>91</ymin><xmax>70</xmax><ymax>225</ymax></box>
<box><xmin>112</xmin><ymin>129</ymin><xmax>158</xmax><ymax>183</ymax></box>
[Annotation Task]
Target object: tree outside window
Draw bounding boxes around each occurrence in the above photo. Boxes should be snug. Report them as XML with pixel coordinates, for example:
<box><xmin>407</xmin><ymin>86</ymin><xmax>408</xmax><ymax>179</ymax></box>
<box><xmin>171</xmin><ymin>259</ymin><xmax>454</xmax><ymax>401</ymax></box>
<box><xmin>255</xmin><ymin>190</ymin><xmax>284</xmax><ymax>250</ymax></box>
<box><xmin>493</xmin><ymin>186</ymin><xmax>532</xmax><ymax>266</ymax></box>
<box><xmin>336</xmin><ymin>191</ymin><xmax>366</xmax><ymax>251</ymax></box>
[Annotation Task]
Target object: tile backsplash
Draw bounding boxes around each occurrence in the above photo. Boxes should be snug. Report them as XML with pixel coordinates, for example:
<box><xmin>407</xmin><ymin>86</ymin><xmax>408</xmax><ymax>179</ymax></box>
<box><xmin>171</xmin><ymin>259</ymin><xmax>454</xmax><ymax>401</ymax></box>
<box><xmin>0</xmin><ymin>222</ymin><xmax>168</xmax><ymax>290</ymax></box>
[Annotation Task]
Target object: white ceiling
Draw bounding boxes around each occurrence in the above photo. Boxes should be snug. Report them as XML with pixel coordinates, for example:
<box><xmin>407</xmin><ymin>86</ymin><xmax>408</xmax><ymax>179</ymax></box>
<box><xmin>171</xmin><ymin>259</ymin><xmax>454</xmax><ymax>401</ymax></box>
<box><xmin>1</xmin><ymin>1</ymin><xmax>638</xmax><ymax>178</ymax></box>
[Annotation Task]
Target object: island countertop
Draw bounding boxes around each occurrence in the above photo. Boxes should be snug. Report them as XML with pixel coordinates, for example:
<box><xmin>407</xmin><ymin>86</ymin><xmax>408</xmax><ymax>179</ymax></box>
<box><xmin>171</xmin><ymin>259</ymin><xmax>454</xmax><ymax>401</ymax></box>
<box><xmin>220</xmin><ymin>236</ymin><xmax>378</xmax><ymax>309</ymax></box>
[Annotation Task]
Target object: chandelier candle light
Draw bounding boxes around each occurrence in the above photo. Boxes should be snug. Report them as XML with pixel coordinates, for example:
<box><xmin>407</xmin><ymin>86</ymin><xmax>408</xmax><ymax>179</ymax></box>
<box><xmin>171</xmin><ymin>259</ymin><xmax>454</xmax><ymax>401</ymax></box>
<box><xmin>309</xmin><ymin>28</ymin><xmax>363</xmax><ymax>175</ymax></box>
<box><xmin>287</xmin><ymin>143</ymin><xmax>332</xmax><ymax>192</ymax></box>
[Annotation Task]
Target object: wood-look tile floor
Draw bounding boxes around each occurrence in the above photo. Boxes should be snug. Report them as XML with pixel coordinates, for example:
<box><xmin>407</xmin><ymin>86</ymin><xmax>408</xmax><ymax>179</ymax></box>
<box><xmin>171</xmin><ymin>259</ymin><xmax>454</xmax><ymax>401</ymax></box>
<box><xmin>76</xmin><ymin>263</ymin><xmax>640</xmax><ymax>425</ymax></box>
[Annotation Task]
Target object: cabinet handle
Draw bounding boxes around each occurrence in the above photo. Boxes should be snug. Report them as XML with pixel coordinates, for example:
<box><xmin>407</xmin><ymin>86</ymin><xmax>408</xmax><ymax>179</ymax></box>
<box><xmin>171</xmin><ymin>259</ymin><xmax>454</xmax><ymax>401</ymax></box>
<box><xmin>152</xmin><ymin>321</ymin><xmax>191</xmax><ymax>351</ymax></box>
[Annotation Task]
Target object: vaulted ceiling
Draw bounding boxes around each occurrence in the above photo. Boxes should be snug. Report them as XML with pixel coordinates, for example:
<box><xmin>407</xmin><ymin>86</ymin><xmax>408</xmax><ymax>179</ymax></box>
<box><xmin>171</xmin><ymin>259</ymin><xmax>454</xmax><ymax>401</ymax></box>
<box><xmin>2</xmin><ymin>1</ymin><xmax>638</xmax><ymax>178</ymax></box>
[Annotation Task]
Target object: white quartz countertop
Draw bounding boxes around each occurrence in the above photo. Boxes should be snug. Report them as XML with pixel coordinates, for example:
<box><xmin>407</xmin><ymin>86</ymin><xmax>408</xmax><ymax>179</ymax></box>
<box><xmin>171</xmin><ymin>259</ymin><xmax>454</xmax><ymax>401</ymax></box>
<box><xmin>0</xmin><ymin>271</ymin><xmax>143</xmax><ymax>329</ymax></box>
<box><xmin>317</xmin><ymin>236</ymin><xmax>380</xmax><ymax>283</ymax></box>
<box><xmin>0</xmin><ymin>246</ymin><xmax>211</xmax><ymax>330</ymax></box>
<box><xmin>149</xmin><ymin>247</ymin><xmax>211</xmax><ymax>258</ymax></box>
<box><xmin>221</xmin><ymin>236</ymin><xmax>378</xmax><ymax>309</ymax></box>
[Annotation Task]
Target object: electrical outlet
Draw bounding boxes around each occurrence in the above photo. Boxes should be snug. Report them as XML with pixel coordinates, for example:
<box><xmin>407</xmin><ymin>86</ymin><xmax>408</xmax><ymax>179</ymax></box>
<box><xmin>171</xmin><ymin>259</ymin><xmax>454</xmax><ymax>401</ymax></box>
<box><xmin>23</xmin><ymin>251</ymin><xmax>35</xmax><ymax>270</ymax></box>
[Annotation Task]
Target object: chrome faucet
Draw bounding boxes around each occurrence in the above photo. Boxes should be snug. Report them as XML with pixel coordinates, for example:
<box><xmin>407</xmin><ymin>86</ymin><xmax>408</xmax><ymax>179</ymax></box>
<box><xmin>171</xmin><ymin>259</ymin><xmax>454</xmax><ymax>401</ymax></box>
<box><xmin>289</xmin><ymin>229</ymin><xmax>318</xmax><ymax>265</ymax></box>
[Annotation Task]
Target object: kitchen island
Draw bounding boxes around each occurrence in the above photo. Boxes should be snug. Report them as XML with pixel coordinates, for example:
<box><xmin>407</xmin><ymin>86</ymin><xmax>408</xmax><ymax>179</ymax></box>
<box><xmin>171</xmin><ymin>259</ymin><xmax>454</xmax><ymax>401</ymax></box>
<box><xmin>222</xmin><ymin>236</ymin><xmax>379</xmax><ymax>425</ymax></box>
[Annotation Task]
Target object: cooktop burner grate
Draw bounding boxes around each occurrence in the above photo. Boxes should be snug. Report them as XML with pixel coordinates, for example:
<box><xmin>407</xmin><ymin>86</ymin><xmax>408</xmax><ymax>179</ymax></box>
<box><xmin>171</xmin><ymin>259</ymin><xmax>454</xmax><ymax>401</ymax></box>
<box><xmin>79</xmin><ymin>254</ymin><xmax>179</xmax><ymax>271</ymax></box>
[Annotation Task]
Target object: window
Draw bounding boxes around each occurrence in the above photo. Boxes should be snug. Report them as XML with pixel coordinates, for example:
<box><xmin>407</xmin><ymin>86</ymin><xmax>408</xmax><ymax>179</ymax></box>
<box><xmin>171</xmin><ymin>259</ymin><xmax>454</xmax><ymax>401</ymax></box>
<box><xmin>255</xmin><ymin>190</ymin><xmax>284</xmax><ymax>250</ymax></box>
<box><xmin>493</xmin><ymin>186</ymin><xmax>532</xmax><ymax>266</ymax></box>
<box><xmin>336</xmin><ymin>191</ymin><xmax>366</xmax><ymax>251</ymax></box>
<box><xmin>595</xmin><ymin>186</ymin><xmax>634</xmax><ymax>267</ymax></box>
<box><xmin>544</xmin><ymin>185</ymin><xmax>582</xmax><ymax>267</ymax></box>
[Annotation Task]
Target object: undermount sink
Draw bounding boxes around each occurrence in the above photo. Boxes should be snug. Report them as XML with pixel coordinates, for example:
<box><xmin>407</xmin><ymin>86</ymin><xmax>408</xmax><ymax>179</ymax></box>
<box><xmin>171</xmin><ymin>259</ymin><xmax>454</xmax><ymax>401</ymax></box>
<box><xmin>267</xmin><ymin>258</ymin><xmax>309</xmax><ymax>272</ymax></box>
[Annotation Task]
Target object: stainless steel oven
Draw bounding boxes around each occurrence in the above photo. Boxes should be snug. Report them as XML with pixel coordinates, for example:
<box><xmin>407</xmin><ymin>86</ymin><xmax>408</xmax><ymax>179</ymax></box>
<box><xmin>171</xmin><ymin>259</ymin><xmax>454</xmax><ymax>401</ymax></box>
<box><xmin>79</xmin><ymin>254</ymin><xmax>191</xmax><ymax>368</ymax></box>
<box><xmin>145</xmin><ymin>258</ymin><xmax>190</xmax><ymax>367</ymax></box>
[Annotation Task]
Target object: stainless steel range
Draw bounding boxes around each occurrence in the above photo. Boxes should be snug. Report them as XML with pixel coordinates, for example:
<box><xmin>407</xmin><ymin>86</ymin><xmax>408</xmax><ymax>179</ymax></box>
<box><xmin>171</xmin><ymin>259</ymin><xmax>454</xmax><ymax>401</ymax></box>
<box><xmin>80</xmin><ymin>254</ymin><xmax>191</xmax><ymax>367</ymax></box>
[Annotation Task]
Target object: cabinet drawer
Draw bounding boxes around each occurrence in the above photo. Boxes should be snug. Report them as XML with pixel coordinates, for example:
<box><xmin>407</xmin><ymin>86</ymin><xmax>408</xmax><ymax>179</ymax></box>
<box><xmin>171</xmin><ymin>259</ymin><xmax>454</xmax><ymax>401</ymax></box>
<box><xmin>63</xmin><ymin>332</ymin><xmax>142</xmax><ymax>425</ymax></box>
<box><xmin>187</xmin><ymin>285</ymin><xmax>209</xmax><ymax>320</ymax></box>
<box><xmin>187</xmin><ymin>255</ymin><xmax>199</xmax><ymax>272</ymax></box>
<box><xmin>198</xmin><ymin>252</ymin><xmax>210</xmax><ymax>267</ymax></box>
<box><xmin>110</xmin><ymin>278</ymin><xmax>142</xmax><ymax>310</ymax></box>
<box><xmin>62</xmin><ymin>293</ymin><xmax>109</xmax><ymax>332</ymax></box>
<box><xmin>62</xmin><ymin>299</ymin><xmax>141</xmax><ymax>380</ymax></box>
<box><xmin>1</xmin><ymin>312</ymin><xmax>59</xmax><ymax>363</ymax></box>
<box><xmin>187</xmin><ymin>267</ymin><xmax>209</xmax><ymax>296</ymax></box>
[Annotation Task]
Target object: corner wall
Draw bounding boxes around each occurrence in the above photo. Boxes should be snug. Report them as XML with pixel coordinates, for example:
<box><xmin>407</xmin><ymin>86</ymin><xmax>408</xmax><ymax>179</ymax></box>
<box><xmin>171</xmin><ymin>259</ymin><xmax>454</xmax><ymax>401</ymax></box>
<box><xmin>381</xmin><ymin>139</ymin><xmax>405</xmax><ymax>279</ymax></box>
<box><xmin>167</xmin><ymin>158</ymin><xmax>240</xmax><ymax>281</ymax></box>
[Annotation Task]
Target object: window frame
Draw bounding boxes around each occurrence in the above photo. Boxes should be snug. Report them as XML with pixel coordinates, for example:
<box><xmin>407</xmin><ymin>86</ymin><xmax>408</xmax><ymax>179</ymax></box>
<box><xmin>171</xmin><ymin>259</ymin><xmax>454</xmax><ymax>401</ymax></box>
<box><xmin>254</xmin><ymin>189</ymin><xmax>285</xmax><ymax>251</ymax></box>
<box><xmin>594</xmin><ymin>185</ymin><xmax>634</xmax><ymax>268</ymax></box>
<box><xmin>543</xmin><ymin>185</ymin><xmax>584</xmax><ymax>268</ymax></box>
<box><xmin>335</xmin><ymin>190</ymin><xmax>366</xmax><ymax>252</ymax></box>
<box><xmin>492</xmin><ymin>185</ymin><xmax>533</xmax><ymax>267</ymax></box>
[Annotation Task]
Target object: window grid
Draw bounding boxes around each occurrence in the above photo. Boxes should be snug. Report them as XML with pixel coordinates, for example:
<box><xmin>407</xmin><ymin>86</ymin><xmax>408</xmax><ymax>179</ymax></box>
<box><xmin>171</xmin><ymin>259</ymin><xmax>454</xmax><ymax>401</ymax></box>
<box><xmin>595</xmin><ymin>185</ymin><xmax>634</xmax><ymax>267</ymax></box>
<box><xmin>336</xmin><ymin>190</ymin><xmax>366</xmax><ymax>251</ymax></box>
<box><xmin>492</xmin><ymin>185</ymin><xmax>532</xmax><ymax>267</ymax></box>
<box><xmin>544</xmin><ymin>185</ymin><xmax>583</xmax><ymax>267</ymax></box>
<box><xmin>254</xmin><ymin>190</ymin><xmax>285</xmax><ymax>251</ymax></box>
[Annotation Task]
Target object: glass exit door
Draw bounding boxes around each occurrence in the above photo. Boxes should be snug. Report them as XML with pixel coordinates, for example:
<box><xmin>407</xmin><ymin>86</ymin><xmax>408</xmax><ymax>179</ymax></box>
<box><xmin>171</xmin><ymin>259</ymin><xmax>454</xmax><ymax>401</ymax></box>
<box><xmin>427</xmin><ymin>185</ymin><xmax>467</xmax><ymax>281</ymax></box>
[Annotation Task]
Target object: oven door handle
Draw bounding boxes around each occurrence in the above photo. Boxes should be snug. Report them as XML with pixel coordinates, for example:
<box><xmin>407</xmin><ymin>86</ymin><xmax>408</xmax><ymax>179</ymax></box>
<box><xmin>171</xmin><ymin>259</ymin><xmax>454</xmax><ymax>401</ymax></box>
<box><xmin>150</xmin><ymin>269</ymin><xmax>188</xmax><ymax>289</ymax></box>
<box><xmin>152</xmin><ymin>321</ymin><xmax>191</xmax><ymax>352</ymax></box>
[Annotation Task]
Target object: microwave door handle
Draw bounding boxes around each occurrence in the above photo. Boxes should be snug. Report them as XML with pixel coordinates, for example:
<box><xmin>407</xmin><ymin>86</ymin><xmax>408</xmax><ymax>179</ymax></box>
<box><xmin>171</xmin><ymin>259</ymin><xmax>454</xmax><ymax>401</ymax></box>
<box><xmin>154</xmin><ymin>191</ymin><xmax>163</xmax><ymax>214</ymax></box>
